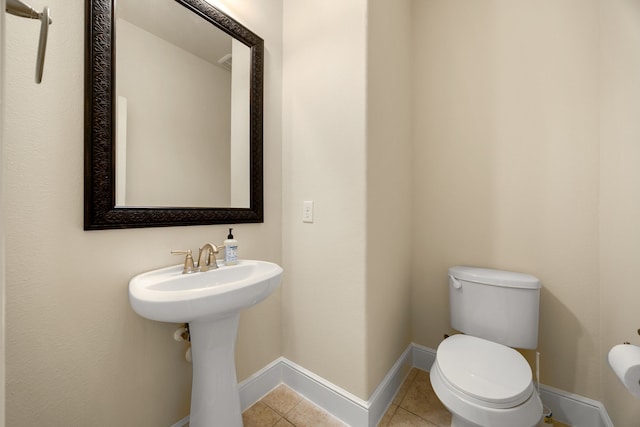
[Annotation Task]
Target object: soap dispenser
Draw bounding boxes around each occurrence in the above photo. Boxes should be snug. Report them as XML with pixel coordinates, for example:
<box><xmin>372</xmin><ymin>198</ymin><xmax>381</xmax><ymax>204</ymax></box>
<box><xmin>224</xmin><ymin>228</ymin><xmax>238</xmax><ymax>265</ymax></box>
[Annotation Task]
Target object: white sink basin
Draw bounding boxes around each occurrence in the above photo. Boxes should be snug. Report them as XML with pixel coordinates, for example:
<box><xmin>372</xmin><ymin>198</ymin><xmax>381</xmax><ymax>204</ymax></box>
<box><xmin>128</xmin><ymin>258</ymin><xmax>283</xmax><ymax>427</ymax></box>
<box><xmin>129</xmin><ymin>259</ymin><xmax>283</xmax><ymax>323</ymax></box>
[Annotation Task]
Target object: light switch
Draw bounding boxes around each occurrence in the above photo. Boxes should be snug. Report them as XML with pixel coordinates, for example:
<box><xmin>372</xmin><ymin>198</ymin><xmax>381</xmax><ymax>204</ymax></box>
<box><xmin>303</xmin><ymin>201</ymin><xmax>314</xmax><ymax>223</ymax></box>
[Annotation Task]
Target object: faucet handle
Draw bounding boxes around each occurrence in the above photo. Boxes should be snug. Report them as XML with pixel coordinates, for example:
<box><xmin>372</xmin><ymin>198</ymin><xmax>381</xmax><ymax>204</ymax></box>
<box><xmin>207</xmin><ymin>250</ymin><xmax>217</xmax><ymax>267</ymax></box>
<box><xmin>197</xmin><ymin>243</ymin><xmax>220</xmax><ymax>272</ymax></box>
<box><xmin>171</xmin><ymin>249</ymin><xmax>196</xmax><ymax>274</ymax></box>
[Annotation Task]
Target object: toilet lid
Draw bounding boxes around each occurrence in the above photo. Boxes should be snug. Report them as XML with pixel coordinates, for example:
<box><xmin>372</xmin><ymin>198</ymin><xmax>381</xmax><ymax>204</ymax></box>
<box><xmin>436</xmin><ymin>334</ymin><xmax>534</xmax><ymax>409</ymax></box>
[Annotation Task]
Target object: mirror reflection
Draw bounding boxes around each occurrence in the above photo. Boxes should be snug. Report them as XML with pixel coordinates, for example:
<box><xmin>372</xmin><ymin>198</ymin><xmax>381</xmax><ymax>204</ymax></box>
<box><xmin>115</xmin><ymin>0</ymin><xmax>250</xmax><ymax>208</ymax></box>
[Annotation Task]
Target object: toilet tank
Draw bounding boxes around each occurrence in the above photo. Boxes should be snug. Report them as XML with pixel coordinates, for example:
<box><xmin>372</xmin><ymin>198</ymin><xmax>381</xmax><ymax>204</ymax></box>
<box><xmin>448</xmin><ymin>266</ymin><xmax>541</xmax><ymax>349</ymax></box>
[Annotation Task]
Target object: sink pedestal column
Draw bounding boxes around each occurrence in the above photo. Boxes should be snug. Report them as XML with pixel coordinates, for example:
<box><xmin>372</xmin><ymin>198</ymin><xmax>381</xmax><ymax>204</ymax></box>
<box><xmin>188</xmin><ymin>313</ymin><xmax>242</xmax><ymax>427</ymax></box>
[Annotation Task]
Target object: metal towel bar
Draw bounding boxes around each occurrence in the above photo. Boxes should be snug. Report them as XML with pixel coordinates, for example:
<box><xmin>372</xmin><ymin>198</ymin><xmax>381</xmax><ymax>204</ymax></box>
<box><xmin>5</xmin><ymin>0</ymin><xmax>52</xmax><ymax>83</ymax></box>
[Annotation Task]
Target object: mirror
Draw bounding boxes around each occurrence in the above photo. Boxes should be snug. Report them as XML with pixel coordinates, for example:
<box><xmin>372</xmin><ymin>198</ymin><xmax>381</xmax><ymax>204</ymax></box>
<box><xmin>85</xmin><ymin>0</ymin><xmax>264</xmax><ymax>229</ymax></box>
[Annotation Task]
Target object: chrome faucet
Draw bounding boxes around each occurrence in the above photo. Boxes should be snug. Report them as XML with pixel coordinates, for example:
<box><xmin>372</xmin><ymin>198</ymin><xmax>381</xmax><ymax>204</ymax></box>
<box><xmin>197</xmin><ymin>243</ymin><xmax>219</xmax><ymax>272</ymax></box>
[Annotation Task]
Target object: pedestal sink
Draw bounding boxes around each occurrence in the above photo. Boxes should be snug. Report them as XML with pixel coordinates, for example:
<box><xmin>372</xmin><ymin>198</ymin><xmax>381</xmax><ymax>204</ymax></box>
<box><xmin>129</xmin><ymin>259</ymin><xmax>283</xmax><ymax>427</ymax></box>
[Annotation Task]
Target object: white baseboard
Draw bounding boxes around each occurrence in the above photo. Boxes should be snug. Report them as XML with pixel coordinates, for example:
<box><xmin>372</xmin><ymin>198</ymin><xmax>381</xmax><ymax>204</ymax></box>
<box><xmin>281</xmin><ymin>358</ymin><xmax>369</xmax><ymax>425</ymax></box>
<box><xmin>539</xmin><ymin>384</ymin><xmax>614</xmax><ymax>427</ymax></box>
<box><xmin>169</xmin><ymin>415</ymin><xmax>189</xmax><ymax>427</ymax></box>
<box><xmin>173</xmin><ymin>343</ymin><xmax>613</xmax><ymax>427</ymax></box>
<box><xmin>238</xmin><ymin>357</ymin><xmax>285</xmax><ymax>411</ymax></box>
<box><xmin>366</xmin><ymin>345</ymin><xmax>414</xmax><ymax>425</ymax></box>
<box><xmin>236</xmin><ymin>344</ymin><xmax>433</xmax><ymax>426</ymax></box>
<box><xmin>411</xmin><ymin>342</ymin><xmax>437</xmax><ymax>372</ymax></box>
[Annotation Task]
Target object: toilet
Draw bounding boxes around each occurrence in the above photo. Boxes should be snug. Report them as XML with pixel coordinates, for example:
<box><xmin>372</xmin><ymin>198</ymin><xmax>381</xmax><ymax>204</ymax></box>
<box><xmin>430</xmin><ymin>266</ymin><xmax>544</xmax><ymax>427</ymax></box>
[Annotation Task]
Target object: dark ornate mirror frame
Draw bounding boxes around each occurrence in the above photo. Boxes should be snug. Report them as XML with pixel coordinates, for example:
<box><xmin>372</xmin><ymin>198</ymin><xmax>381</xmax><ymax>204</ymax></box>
<box><xmin>84</xmin><ymin>0</ymin><xmax>264</xmax><ymax>230</ymax></box>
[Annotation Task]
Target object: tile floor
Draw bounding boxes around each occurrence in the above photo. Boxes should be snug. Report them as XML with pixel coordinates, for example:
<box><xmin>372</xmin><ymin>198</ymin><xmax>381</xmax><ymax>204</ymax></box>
<box><xmin>242</xmin><ymin>383</ymin><xmax>346</xmax><ymax>427</ymax></box>
<box><xmin>241</xmin><ymin>368</ymin><xmax>572</xmax><ymax>427</ymax></box>
<box><xmin>379</xmin><ymin>368</ymin><xmax>451</xmax><ymax>426</ymax></box>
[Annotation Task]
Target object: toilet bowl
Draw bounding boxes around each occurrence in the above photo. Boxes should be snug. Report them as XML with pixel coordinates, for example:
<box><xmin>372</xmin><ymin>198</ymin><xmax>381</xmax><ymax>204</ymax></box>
<box><xmin>431</xmin><ymin>266</ymin><xmax>544</xmax><ymax>427</ymax></box>
<box><xmin>430</xmin><ymin>334</ymin><xmax>542</xmax><ymax>427</ymax></box>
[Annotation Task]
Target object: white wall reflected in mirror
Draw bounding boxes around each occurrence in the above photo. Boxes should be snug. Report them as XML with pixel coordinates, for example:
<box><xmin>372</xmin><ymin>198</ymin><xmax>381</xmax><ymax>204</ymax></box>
<box><xmin>114</xmin><ymin>0</ymin><xmax>251</xmax><ymax>208</ymax></box>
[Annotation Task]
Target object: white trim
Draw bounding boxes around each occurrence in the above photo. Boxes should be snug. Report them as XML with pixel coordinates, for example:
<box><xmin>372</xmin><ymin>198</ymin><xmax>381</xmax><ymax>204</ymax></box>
<box><xmin>365</xmin><ymin>345</ymin><xmax>414</xmax><ymax>425</ymax></box>
<box><xmin>411</xmin><ymin>342</ymin><xmax>437</xmax><ymax>372</ymax></box>
<box><xmin>238</xmin><ymin>357</ymin><xmax>284</xmax><ymax>411</ymax></box>
<box><xmin>169</xmin><ymin>415</ymin><xmax>189</xmax><ymax>427</ymax></box>
<box><xmin>173</xmin><ymin>343</ymin><xmax>613</xmax><ymax>427</ymax></box>
<box><xmin>115</xmin><ymin>96</ymin><xmax>128</xmax><ymax>206</ymax></box>
<box><xmin>281</xmin><ymin>359</ymin><xmax>368</xmax><ymax>425</ymax></box>
<box><xmin>539</xmin><ymin>384</ymin><xmax>614</xmax><ymax>427</ymax></box>
<box><xmin>238</xmin><ymin>354</ymin><xmax>412</xmax><ymax>426</ymax></box>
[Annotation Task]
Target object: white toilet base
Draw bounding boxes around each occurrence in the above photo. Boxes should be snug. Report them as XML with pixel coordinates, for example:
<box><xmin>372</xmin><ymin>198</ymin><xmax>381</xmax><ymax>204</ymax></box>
<box><xmin>450</xmin><ymin>414</ymin><xmax>547</xmax><ymax>427</ymax></box>
<box><xmin>431</xmin><ymin>360</ymin><xmax>543</xmax><ymax>427</ymax></box>
<box><xmin>450</xmin><ymin>413</ymin><xmax>483</xmax><ymax>427</ymax></box>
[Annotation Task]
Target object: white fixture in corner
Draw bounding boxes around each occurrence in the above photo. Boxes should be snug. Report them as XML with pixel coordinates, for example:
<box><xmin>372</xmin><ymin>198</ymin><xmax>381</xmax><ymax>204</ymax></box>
<box><xmin>129</xmin><ymin>259</ymin><xmax>283</xmax><ymax>427</ymax></box>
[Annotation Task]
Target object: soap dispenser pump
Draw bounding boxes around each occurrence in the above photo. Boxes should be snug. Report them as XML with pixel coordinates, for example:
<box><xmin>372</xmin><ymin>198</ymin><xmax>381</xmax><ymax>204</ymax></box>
<box><xmin>224</xmin><ymin>228</ymin><xmax>238</xmax><ymax>265</ymax></box>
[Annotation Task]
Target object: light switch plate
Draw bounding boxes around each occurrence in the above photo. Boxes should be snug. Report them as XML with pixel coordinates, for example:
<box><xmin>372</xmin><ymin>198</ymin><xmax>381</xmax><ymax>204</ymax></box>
<box><xmin>303</xmin><ymin>201</ymin><xmax>314</xmax><ymax>223</ymax></box>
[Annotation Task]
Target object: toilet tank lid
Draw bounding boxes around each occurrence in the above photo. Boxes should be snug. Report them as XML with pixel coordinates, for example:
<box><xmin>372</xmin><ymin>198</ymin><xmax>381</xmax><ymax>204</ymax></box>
<box><xmin>449</xmin><ymin>266</ymin><xmax>541</xmax><ymax>289</ymax></box>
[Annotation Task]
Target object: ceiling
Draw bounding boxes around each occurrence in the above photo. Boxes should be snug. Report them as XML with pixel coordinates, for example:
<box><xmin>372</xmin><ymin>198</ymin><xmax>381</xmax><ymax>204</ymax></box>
<box><xmin>116</xmin><ymin>0</ymin><xmax>233</xmax><ymax>65</ymax></box>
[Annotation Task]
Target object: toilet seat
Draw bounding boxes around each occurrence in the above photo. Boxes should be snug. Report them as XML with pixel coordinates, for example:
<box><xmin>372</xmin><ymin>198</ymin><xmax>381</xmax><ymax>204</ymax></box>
<box><xmin>435</xmin><ymin>334</ymin><xmax>534</xmax><ymax>409</ymax></box>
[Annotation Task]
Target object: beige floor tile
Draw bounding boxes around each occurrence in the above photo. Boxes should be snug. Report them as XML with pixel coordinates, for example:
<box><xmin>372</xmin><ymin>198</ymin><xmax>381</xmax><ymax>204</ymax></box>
<box><xmin>398</xmin><ymin>371</ymin><xmax>451</xmax><ymax>426</ymax></box>
<box><xmin>378</xmin><ymin>404</ymin><xmax>398</xmax><ymax>427</ymax></box>
<box><xmin>393</xmin><ymin>368</ymin><xmax>420</xmax><ymax>405</ymax></box>
<box><xmin>242</xmin><ymin>401</ymin><xmax>282</xmax><ymax>427</ymax></box>
<box><xmin>540</xmin><ymin>418</ymin><xmax>572</xmax><ymax>427</ymax></box>
<box><xmin>284</xmin><ymin>398</ymin><xmax>348</xmax><ymax>427</ymax></box>
<box><xmin>261</xmin><ymin>384</ymin><xmax>304</xmax><ymax>416</ymax></box>
<box><xmin>274</xmin><ymin>418</ymin><xmax>296</xmax><ymax>427</ymax></box>
<box><xmin>387</xmin><ymin>407</ymin><xmax>439</xmax><ymax>426</ymax></box>
<box><xmin>239</xmin><ymin>368</ymin><xmax>565</xmax><ymax>427</ymax></box>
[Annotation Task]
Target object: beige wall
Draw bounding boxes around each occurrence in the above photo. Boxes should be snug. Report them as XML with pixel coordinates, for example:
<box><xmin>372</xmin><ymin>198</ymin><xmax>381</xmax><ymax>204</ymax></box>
<box><xmin>0</xmin><ymin>0</ymin><xmax>5</xmax><ymax>423</ymax></box>
<box><xmin>599</xmin><ymin>1</ymin><xmax>640</xmax><ymax>426</ymax></box>
<box><xmin>281</xmin><ymin>0</ymin><xmax>415</xmax><ymax>400</ymax></box>
<box><xmin>211</xmin><ymin>0</ymin><xmax>284</xmax><ymax>384</ymax></box>
<box><xmin>5</xmin><ymin>0</ymin><xmax>640</xmax><ymax>426</ymax></box>
<box><xmin>411</xmin><ymin>1</ymin><xmax>640</xmax><ymax>424</ymax></box>
<box><xmin>365</xmin><ymin>0</ymin><xmax>413</xmax><ymax>396</ymax></box>
<box><xmin>411</xmin><ymin>0</ymin><xmax>601</xmax><ymax>399</ymax></box>
<box><xmin>281</xmin><ymin>0</ymin><xmax>370</xmax><ymax>399</ymax></box>
<box><xmin>3</xmin><ymin>0</ymin><xmax>282</xmax><ymax>426</ymax></box>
